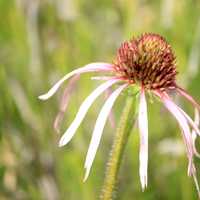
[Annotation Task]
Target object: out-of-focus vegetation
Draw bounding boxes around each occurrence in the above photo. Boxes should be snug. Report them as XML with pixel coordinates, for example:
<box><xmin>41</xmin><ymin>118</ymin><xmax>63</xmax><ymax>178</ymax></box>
<box><xmin>1</xmin><ymin>0</ymin><xmax>200</xmax><ymax>199</ymax></box>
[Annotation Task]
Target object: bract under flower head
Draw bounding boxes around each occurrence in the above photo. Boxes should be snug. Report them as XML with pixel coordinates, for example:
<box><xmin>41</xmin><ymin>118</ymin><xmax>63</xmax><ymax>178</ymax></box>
<box><xmin>114</xmin><ymin>33</ymin><xmax>177</xmax><ymax>90</ymax></box>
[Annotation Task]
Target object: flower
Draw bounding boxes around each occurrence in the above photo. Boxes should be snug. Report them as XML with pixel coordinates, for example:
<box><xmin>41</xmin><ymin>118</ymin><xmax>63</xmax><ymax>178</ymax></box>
<box><xmin>39</xmin><ymin>33</ymin><xmax>200</xmax><ymax>191</ymax></box>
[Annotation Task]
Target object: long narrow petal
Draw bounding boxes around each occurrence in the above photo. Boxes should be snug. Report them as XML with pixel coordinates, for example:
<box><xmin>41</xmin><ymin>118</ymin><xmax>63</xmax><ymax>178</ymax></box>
<box><xmin>176</xmin><ymin>106</ymin><xmax>200</xmax><ymax>137</ymax></box>
<box><xmin>138</xmin><ymin>88</ymin><xmax>148</xmax><ymax>190</ymax></box>
<box><xmin>192</xmin><ymin>108</ymin><xmax>200</xmax><ymax>158</ymax></box>
<box><xmin>54</xmin><ymin>75</ymin><xmax>80</xmax><ymax>133</ymax></box>
<box><xmin>59</xmin><ymin>79</ymin><xmax>120</xmax><ymax>147</ymax></box>
<box><xmin>158</xmin><ymin>93</ymin><xmax>194</xmax><ymax>175</ymax></box>
<box><xmin>177</xmin><ymin>86</ymin><xmax>200</xmax><ymax>111</ymax></box>
<box><xmin>171</xmin><ymin>105</ymin><xmax>200</xmax><ymax>158</ymax></box>
<box><xmin>91</xmin><ymin>76</ymin><xmax>115</xmax><ymax>81</ymax></box>
<box><xmin>83</xmin><ymin>84</ymin><xmax>127</xmax><ymax>181</ymax></box>
<box><xmin>192</xmin><ymin>108</ymin><xmax>200</xmax><ymax>135</ymax></box>
<box><xmin>160</xmin><ymin>91</ymin><xmax>200</xmax><ymax>158</ymax></box>
<box><xmin>193</xmin><ymin>108</ymin><xmax>200</xmax><ymax>127</ymax></box>
<box><xmin>38</xmin><ymin>62</ymin><xmax>113</xmax><ymax>100</ymax></box>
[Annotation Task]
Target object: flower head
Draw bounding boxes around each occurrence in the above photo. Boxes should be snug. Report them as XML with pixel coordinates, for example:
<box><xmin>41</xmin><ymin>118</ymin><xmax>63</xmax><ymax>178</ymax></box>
<box><xmin>114</xmin><ymin>33</ymin><xmax>177</xmax><ymax>90</ymax></box>
<box><xmin>39</xmin><ymin>33</ymin><xmax>200</xmax><ymax>192</ymax></box>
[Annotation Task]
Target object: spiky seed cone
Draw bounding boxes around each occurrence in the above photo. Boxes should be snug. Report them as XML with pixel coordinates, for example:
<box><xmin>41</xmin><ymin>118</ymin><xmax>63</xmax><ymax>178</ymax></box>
<box><xmin>114</xmin><ymin>33</ymin><xmax>177</xmax><ymax>90</ymax></box>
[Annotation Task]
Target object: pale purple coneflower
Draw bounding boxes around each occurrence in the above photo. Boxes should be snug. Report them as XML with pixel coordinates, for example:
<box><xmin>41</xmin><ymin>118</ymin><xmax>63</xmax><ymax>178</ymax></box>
<box><xmin>39</xmin><ymin>33</ymin><xmax>200</xmax><ymax>192</ymax></box>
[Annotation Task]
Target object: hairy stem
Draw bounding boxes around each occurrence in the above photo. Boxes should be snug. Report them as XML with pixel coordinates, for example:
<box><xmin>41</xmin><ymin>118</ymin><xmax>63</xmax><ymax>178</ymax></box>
<box><xmin>100</xmin><ymin>96</ymin><xmax>135</xmax><ymax>200</ymax></box>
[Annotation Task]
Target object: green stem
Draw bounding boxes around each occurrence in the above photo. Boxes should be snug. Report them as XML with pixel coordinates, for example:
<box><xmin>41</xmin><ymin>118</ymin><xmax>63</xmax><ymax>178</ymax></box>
<box><xmin>100</xmin><ymin>96</ymin><xmax>135</xmax><ymax>200</ymax></box>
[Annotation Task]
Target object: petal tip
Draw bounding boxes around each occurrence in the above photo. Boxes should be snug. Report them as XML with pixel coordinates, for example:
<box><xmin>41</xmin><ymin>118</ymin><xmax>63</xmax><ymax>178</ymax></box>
<box><xmin>38</xmin><ymin>94</ymin><xmax>48</xmax><ymax>100</ymax></box>
<box><xmin>83</xmin><ymin>169</ymin><xmax>89</xmax><ymax>182</ymax></box>
<box><xmin>141</xmin><ymin>180</ymin><xmax>147</xmax><ymax>192</ymax></box>
<box><xmin>58</xmin><ymin>139</ymin><xmax>65</xmax><ymax>147</ymax></box>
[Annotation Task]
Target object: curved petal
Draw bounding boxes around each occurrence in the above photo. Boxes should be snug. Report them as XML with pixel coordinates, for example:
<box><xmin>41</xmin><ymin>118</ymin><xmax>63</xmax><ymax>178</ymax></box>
<box><xmin>91</xmin><ymin>76</ymin><xmax>115</xmax><ymax>81</ymax></box>
<box><xmin>38</xmin><ymin>62</ymin><xmax>113</xmax><ymax>100</ymax></box>
<box><xmin>192</xmin><ymin>108</ymin><xmax>200</xmax><ymax>158</ymax></box>
<box><xmin>54</xmin><ymin>75</ymin><xmax>80</xmax><ymax>133</ymax></box>
<box><xmin>193</xmin><ymin>108</ymin><xmax>200</xmax><ymax>126</ymax></box>
<box><xmin>177</xmin><ymin>86</ymin><xmax>200</xmax><ymax>111</ymax></box>
<box><xmin>176</xmin><ymin>106</ymin><xmax>200</xmax><ymax>137</ymax></box>
<box><xmin>159</xmin><ymin>93</ymin><xmax>194</xmax><ymax>175</ymax></box>
<box><xmin>171</xmin><ymin>104</ymin><xmax>200</xmax><ymax>158</ymax></box>
<box><xmin>83</xmin><ymin>84</ymin><xmax>127</xmax><ymax>181</ymax></box>
<box><xmin>59</xmin><ymin>79</ymin><xmax>120</xmax><ymax>147</ymax></box>
<box><xmin>138</xmin><ymin>88</ymin><xmax>148</xmax><ymax>190</ymax></box>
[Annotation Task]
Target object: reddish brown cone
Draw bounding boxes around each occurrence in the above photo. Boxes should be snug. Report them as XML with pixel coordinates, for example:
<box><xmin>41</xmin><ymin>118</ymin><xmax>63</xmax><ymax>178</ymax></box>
<box><xmin>114</xmin><ymin>33</ymin><xmax>177</xmax><ymax>90</ymax></box>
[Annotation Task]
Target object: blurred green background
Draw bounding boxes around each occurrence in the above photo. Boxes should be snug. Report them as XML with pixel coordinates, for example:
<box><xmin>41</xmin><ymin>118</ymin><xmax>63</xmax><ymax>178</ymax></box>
<box><xmin>1</xmin><ymin>0</ymin><xmax>200</xmax><ymax>199</ymax></box>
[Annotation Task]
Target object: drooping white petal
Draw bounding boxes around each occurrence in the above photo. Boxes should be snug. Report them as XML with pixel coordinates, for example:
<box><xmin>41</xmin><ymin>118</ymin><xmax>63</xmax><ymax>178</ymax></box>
<box><xmin>54</xmin><ymin>75</ymin><xmax>80</xmax><ymax>133</ymax></box>
<box><xmin>91</xmin><ymin>76</ymin><xmax>115</xmax><ymax>81</ymax></box>
<box><xmin>38</xmin><ymin>62</ymin><xmax>113</xmax><ymax>100</ymax></box>
<box><xmin>176</xmin><ymin>106</ymin><xmax>200</xmax><ymax>137</ymax></box>
<box><xmin>138</xmin><ymin>88</ymin><xmax>148</xmax><ymax>190</ymax></box>
<box><xmin>177</xmin><ymin>86</ymin><xmax>200</xmax><ymax>111</ymax></box>
<box><xmin>59</xmin><ymin>79</ymin><xmax>120</xmax><ymax>147</ymax></box>
<box><xmin>160</xmin><ymin>94</ymin><xmax>194</xmax><ymax>175</ymax></box>
<box><xmin>192</xmin><ymin>108</ymin><xmax>200</xmax><ymax>158</ymax></box>
<box><xmin>192</xmin><ymin>108</ymin><xmax>200</xmax><ymax>136</ymax></box>
<box><xmin>172</xmin><ymin>91</ymin><xmax>200</xmax><ymax>158</ymax></box>
<box><xmin>83</xmin><ymin>84</ymin><xmax>127</xmax><ymax>181</ymax></box>
<box><xmin>187</xmin><ymin>153</ymin><xmax>195</xmax><ymax>176</ymax></box>
<box><xmin>194</xmin><ymin>108</ymin><xmax>200</xmax><ymax>126</ymax></box>
<box><xmin>170</xmin><ymin>104</ymin><xmax>200</xmax><ymax>158</ymax></box>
